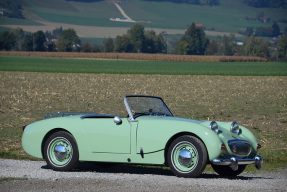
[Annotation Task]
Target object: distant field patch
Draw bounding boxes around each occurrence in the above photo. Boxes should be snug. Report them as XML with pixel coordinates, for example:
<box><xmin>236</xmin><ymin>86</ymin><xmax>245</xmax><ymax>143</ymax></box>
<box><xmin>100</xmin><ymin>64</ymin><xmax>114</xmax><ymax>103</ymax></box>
<box><xmin>0</xmin><ymin>55</ymin><xmax>286</xmax><ymax>76</ymax></box>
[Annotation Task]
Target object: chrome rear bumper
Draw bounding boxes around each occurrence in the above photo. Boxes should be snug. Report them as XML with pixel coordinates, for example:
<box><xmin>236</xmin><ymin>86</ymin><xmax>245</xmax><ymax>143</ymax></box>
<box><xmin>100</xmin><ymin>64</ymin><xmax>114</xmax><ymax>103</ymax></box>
<box><xmin>212</xmin><ymin>156</ymin><xmax>263</xmax><ymax>171</ymax></box>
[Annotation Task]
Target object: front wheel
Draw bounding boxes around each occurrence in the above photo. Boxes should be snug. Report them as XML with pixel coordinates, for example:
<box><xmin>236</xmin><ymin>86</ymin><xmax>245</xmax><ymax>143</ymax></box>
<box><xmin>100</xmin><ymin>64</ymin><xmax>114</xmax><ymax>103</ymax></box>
<box><xmin>211</xmin><ymin>164</ymin><xmax>246</xmax><ymax>177</ymax></box>
<box><xmin>167</xmin><ymin>135</ymin><xmax>207</xmax><ymax>178</ymax></box>
<box><xmin>44</xmin><ymin>131</ymin><xmax>79</xmax><ymax>171</ymax></box>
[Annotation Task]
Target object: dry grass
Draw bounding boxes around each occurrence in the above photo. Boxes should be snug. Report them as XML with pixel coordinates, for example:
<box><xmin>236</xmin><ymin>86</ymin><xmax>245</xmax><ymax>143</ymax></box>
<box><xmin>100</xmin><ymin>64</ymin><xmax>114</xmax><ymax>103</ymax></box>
<box><xmin>0</xmin><ymin>51</ymin><xmax>268</xmax><ymax>62</ymax></box>
<box><xmin>0</xmin><ymin>72</ymin><xmax>286</xmax><ymax>163</ymax></box>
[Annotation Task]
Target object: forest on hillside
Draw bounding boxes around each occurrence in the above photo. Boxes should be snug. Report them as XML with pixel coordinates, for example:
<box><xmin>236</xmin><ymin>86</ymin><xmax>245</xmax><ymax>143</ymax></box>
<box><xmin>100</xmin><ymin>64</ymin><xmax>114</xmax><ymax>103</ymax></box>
<box><xmin>66</xmin><ymin>0</ymin><xmax>287</xmax><ymax>8</ymax></box>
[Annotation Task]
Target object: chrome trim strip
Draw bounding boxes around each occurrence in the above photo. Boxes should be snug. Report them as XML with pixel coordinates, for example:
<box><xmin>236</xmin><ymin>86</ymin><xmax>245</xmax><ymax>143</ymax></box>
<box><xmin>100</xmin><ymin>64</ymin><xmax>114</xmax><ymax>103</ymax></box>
<box><xmin>136</xmin><ymin>148</ymin><xmax>164</xmax><ymax>155</ymax></box>
<box><xmin>44</xmin><ymin>112</ymin><xmax>97</xmax><ymax>119</ymax></box>
<box><xmin>81</xmin><ymin>114</ymin><xmax>116</xmax><ymax>119</ymax></box>
<box><xmin>124</xmin><ymin>95</ymin><xmax>137</xmax><ymax>122</ymax></box>
<box><xmin>212</xmin><ymin>156</ymin><xmax>263</xmax><ymax>170</ymax></box>
<box><xmin>228</xmin><ymin>139</ymin><xmax>251</xmax><ymax>145</ymax></box>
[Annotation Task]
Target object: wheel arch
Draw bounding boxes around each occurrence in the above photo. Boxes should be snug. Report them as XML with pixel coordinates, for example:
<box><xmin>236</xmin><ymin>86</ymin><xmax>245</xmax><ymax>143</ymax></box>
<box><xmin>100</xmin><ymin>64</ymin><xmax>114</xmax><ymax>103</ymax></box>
<box><xmin>41</xmin><ymin>128</ymin><xmax>73</xmax><ymax>158</ymax></box>
<box><xmin>164</xmin><ymin>132</ymin><xmax>209</xmax><ymax>165</ymax></box>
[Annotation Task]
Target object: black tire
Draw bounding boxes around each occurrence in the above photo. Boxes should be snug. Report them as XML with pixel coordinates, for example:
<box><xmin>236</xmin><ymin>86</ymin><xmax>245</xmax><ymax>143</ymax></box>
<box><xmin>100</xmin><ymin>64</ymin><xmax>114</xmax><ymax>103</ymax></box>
<box><xmin>211</xmin><ymin>164</ymin><xmax>246</xmax><ymax>177</ymax></box>
<box><xmin>44</xmin><ymin>131</ymin><xmax>79</xmax><ymax>171</ymax></box>
<box><xmin>167</xmin><ymin>135</ymin><xmax>207</xmax><ymax>178</ymax></box>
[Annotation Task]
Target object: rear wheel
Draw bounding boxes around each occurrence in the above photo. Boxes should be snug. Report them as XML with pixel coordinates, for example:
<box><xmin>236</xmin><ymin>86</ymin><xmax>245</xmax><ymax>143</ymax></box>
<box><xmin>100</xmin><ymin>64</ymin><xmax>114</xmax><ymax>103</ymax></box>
<box><xmin>167</xmin><ymin>135</ymin><xmax>207</xmax><ymax>178</ymax></box>
<box><xmin>211</xmin><ymin>164</ymin><xmax>246</xmax><ymax>177</ymax></box>
<box><xmin>44</xmin><ymin>131</ymin><xmax>79</xmax><ymax>171</ymax></box>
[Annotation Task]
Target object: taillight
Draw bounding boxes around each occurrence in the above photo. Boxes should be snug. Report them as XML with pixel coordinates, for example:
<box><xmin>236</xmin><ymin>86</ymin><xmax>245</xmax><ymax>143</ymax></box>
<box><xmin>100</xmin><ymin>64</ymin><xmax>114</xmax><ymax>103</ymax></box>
<box><xmin>22</xmin><ymin>125</ymin><xmax>27</xmax><ymax>131</ymax></box>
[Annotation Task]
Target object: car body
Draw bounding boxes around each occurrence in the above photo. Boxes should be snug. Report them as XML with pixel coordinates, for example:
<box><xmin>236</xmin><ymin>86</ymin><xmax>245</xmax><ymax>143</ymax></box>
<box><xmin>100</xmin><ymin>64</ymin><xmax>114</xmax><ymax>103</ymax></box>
<box><xmin>22</xmin><ymin>95</ymin><xmax>263</xmax><ymax>177</ymax></box>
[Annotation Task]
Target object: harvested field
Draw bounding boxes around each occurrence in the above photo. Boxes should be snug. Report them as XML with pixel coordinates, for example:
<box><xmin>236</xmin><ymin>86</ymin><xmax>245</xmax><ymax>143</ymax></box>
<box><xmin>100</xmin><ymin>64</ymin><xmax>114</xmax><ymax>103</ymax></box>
<box><xmin>0</xmin><ymin>51</ymin><xmax>268</xmax><ymax>62</ymax></box>
<box><xmin>0</xmin><ymin>72</ymin><xmax>286</xmax><ymax>164</ymax></box>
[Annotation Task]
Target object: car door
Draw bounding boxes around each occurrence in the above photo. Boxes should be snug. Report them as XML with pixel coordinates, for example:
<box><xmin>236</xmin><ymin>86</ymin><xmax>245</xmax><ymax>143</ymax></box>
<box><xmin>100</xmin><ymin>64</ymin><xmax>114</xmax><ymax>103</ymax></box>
<box><xmin>82</xmin><ymin>117</ymin><xmax>131</xmax><ymax>154</ymax></box>
<box><xmin>136</xmin><ymin>116</ymin><xmax>168</xmax><ymax>153</ymax></box>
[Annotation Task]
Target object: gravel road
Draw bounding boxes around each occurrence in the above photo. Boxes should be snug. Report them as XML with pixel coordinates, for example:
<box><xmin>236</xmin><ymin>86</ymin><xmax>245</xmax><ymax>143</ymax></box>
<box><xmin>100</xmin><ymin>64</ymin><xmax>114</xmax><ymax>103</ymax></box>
<box><xmin>0</xmin><ymin>159</ymin><xmax>286</xmax><ymax>192</ymax></box>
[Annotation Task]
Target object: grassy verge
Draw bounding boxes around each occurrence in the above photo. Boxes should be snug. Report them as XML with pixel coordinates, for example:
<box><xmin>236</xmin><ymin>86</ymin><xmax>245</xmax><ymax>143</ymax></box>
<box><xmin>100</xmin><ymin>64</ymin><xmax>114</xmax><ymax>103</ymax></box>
<box><xmin>0</xmin><ymin>177</ymin><xmax>28</xmax><ymax>183</ymax></box>
<box><xmin>0</xmin><ymin>55</ymin><xmax>286</xmax><ymax>76</ymax></box>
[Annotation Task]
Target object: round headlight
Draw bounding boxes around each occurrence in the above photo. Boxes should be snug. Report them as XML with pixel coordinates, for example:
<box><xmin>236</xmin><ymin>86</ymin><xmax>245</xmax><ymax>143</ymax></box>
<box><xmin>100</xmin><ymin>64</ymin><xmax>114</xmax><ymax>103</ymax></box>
<box><xmin>209</xmin><ymin>121</ymin><xmax>219</xmax><ymax>133</ymax></box>
<box><xmin>230</xmin><ymin>121</ymin><xmax>240</xmax><ymax>134</ymax></box>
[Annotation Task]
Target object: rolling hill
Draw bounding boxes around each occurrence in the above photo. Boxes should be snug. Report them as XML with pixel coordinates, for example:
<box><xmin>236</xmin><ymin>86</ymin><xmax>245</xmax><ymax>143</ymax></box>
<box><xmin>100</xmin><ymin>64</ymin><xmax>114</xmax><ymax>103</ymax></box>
<box><xmin>0</xmin><ymin>0</ymin><xmax>286</xmax><ymax>39</ymax></box>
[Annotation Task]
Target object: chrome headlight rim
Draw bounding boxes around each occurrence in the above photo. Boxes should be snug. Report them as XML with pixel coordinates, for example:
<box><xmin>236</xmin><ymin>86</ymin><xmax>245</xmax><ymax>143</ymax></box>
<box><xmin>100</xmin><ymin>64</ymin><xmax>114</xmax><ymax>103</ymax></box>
<box><xmin>230</xmin><ymin>121</ymin><xmax>240</xmax><ymax>134</ymax></box>
<box><xmin>209</xmin><ymin>121</ymin><xmax>219</xmax><ymax>133</ymax></box>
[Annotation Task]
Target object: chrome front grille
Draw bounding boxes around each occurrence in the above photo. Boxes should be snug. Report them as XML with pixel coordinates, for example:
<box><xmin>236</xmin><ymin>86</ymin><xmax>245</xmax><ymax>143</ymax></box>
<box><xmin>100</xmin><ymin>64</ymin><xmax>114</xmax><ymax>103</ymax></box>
<box><xmin>228</xmin><ymin>140</ymin><xmax>252</xmax><ymax>157</ymax></box>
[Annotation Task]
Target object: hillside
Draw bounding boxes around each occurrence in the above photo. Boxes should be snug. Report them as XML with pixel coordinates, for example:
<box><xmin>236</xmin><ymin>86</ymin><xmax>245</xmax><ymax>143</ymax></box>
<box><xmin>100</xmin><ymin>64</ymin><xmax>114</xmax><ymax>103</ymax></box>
<box><xmin>0</xmin><ymin>0</ymin><xmax>286</xmax><ymax>38</ymax></box>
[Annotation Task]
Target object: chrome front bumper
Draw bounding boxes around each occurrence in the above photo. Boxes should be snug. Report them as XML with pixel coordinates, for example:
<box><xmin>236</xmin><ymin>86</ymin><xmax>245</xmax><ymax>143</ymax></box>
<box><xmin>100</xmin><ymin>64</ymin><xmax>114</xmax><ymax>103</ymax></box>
<box><xmin>212</xmin><ymin>156</ymin><xmax>263</xmax><ymax>171</ymax></box>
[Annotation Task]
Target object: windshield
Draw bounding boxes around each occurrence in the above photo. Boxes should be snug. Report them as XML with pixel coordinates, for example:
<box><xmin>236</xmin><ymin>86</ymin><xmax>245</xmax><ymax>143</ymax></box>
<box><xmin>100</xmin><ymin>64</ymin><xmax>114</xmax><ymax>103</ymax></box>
<box><xmin>125</xmin><ymin>95</ymin><xmax>173</xmax><ymax>120</ymax></box>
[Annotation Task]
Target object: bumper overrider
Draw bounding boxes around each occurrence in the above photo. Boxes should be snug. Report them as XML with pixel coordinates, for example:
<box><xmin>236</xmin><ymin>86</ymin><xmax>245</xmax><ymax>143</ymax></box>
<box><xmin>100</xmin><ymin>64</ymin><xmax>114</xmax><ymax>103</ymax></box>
<box><xmin>212</xmin><ymin>156</ymin><xmax>263</xmax><ymax>171</ymax></box>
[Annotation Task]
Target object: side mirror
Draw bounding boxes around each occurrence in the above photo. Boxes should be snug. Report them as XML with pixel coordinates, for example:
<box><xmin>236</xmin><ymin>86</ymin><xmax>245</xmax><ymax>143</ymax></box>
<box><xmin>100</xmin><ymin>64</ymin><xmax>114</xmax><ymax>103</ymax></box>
<box><xmin>114</xmin><ymin>116</ymin><xmax>122</xmax><ymax>125</ymax></box>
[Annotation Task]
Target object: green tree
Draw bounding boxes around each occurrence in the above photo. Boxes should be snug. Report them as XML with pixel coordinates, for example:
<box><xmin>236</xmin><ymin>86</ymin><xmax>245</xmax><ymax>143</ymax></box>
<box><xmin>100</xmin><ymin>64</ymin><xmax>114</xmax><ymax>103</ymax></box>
<box><xmin>222</xmin><ymin>34</ymin><xmax>236</xmax><ymax>56</ymax></box>
<box><xmin>103</xmin><ymin>38</ymin><xmax>114</xmax><ymax>52</ymax></box>
<box><xmin>206</xmin><ymin>40</ymin><xmax>218</xmax><ymax>55</ymax></box>
<box><xmin>176</xmin><ymin>23</ymin><xmax>208</xmax><ymax>55</ymax></box>
<box><xmin>128</xmin><ymin>24</ymin><xmax>146</xmax><ymax>53</ymax></box>
<box><xmin>241</xmin><ymin>35</ymin><xmax>270</xmax><ymax>57</ymax></box>
<box><xmin>46</xmin><ymin>40</ymin><xmax>57</xmax><ymax>52</ymax></box>
<box><xmin>144</xmin><ymin>30</ymin><xmax>167</xmax><ymax>53</ymax></box>
<box><xmin>245</xmin><ymin>27</ymin><xmax>254</xmax><ymax>37</ymax></box>
<box><xmin>145</xmin><ymin>30</ymin><xmax>157</xmax><ymax>53</ymax></box>
<box><xmin>205</xmin><ymin>34</ymin><xmax>237</xmax><ymax>56</ymax></box>
<box><xmin>114</xmin><ymin>34</ymin><xmax>133</xmax><ymax>53</ymax></box>
<box><xmin>175</xmin><ymin>40</ymin><xmax>190</xmax><ymax>55</ymax></box>
<box><xmin>272</xmin><ymin>22</ymin><xmax>280</xmax><ymax>37</ymax></box>
<box><xmin>114</xmin><ymin>24</ymin><xmax>166</xmax><ymax>53</ymax></box>
<box><xmin>57</xmin><ymin>28</ymin><xmax>80</xmax><ymax>52</ymax></box>
<box><xmin>0</xmin><ymin>31</ymin><xmax>16</xmax><ymax>50</ymax></box>
<box><xmin>255</xmin><ymin>27</ymin><xmax>273</xmax><ymax>37</ymax></box>
<box><xmin>155</xmin><ymin>33</ymin><xmax>167</xmax><ymax>54</ymax></box>
<box><xmin>81</xmin><ymin>41</ymin><xmax>92</xmax><ymax>52</ymax></box>
<box><xmin>21</xmin><ymin>33</ymin><xmax>33</xmax><ymax>51</ymax></box>
<box><xmin>33</xmin><ymin>31</ymin><xmax>46</xmax><ymax>51</ymax></box>
<box><xmin>277</xmin><ymin>35</ymin><xmax>287</xmax><ymax>61</ymax></box>
<box><xmin>11</xmin><ymin>28</ymin><xmax>24</xmax><ymax>51</ymax></box>
<box><xmin>92</xmin><ymin>43</ymin><xmax>102</xmax><ymax>53</ymax></box>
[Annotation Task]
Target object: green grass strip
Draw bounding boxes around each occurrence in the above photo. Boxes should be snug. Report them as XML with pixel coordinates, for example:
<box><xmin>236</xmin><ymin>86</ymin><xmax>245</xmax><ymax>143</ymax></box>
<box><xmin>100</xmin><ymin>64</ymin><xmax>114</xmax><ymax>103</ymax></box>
<box><xmin>0</xmin><ymin>56</ymin><xmax>286</xmax><ymax>76</ymax></box>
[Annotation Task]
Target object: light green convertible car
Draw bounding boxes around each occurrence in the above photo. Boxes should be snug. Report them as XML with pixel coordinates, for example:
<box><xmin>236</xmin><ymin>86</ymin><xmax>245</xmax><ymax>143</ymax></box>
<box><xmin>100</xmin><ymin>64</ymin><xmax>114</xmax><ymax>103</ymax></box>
<box><xmin>22</xmin><ymin>95</ymin><xmax>263</xmax><ymax>178</ymax></box>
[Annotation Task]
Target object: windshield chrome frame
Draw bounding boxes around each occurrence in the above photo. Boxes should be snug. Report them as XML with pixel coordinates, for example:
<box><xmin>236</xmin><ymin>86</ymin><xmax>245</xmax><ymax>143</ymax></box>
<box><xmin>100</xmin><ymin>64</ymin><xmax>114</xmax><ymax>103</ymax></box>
<box><xmin>124</xmin><ymin>95</ymin><xmax>173</xmax><ymax>122</ymax></box>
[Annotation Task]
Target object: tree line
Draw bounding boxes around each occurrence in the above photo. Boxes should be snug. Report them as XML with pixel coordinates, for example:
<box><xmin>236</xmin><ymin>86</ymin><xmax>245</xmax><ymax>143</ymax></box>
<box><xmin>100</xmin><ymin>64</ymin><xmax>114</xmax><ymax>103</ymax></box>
<box><xmin>142</xmin><ymin>0</ymin><xmax>219</xmax><ymax>6</ymax></box>
<box><xmin>0</xmin><ymin>0</ymin><xmax>24</xmax><ymax>18</ymax></box>
<box><xmin>242</xmin><ymin>22</ymin><xmax>281</xmax><ymax>37</ymax></box>
<box><xmin>243</xmin><ymin>0</ymin><xmax>287</xmax><ymax>8</ymax></box>
<box><xmin>1</xmin><ymin>23</ymin><xmax>287</xmax><ymax>61</ymax></box>
<box><xmin>0</xmin><ymin>24</ymin><xmax>167</xmax><ymax>54</ymax></box>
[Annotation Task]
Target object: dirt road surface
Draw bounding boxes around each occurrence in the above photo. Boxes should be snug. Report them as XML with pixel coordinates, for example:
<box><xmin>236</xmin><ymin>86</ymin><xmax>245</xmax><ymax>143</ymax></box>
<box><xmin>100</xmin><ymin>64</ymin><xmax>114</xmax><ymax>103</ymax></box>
<box><xmin>0</xmin><ymin>159</ymin><xmax>286</xmax><ymax>192</ymax></box>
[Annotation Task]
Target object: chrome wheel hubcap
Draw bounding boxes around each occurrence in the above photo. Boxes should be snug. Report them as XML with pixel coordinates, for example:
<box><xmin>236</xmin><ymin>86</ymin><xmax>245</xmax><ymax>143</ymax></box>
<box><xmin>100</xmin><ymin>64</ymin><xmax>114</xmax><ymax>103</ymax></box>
<box><xmin>178</xmin><ymin>149</ymin><xmax>192</xmax><ymax>166</ymax></box>
<box><xmin>54</xmin><ymin>144</ymin><xmax>68</xmax><ymax>160</ymax></box>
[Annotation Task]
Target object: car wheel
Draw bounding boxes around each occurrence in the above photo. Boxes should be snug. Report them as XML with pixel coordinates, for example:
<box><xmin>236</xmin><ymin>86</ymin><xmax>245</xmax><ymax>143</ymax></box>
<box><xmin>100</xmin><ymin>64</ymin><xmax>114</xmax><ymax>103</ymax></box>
<box><xmin>168</xmin><ymin>135</ymin><xmax>207</xmax><ymax>178</ymax></box>
<box><xmin>211</xmin><ymin>164</ymin><xmax>246</xmax><ymax>177</ymax></box>
<box><xmin>44</xmin><ymin>131</ymin><xmax>79</xmax><ymax>171</ymax></box>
